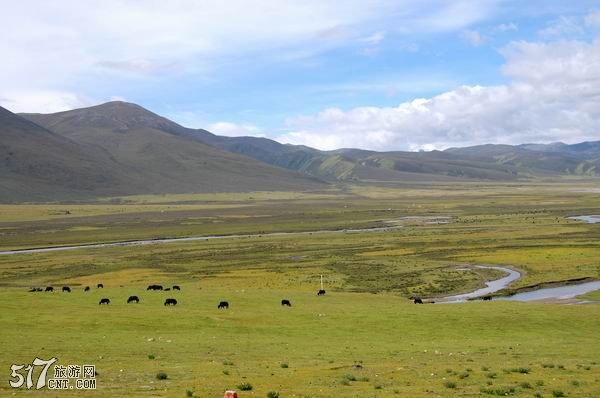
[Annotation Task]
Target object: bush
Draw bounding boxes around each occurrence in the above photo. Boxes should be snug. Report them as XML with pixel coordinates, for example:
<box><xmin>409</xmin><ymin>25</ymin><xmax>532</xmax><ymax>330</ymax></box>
<box><xmin>156</xmin><ymin>371</ymin><xmax>168</xmax><ymax>380</ymax></box>
<box><xmin>552</xmin><ymin>390</ymin><xmax>565</xmax><ymax>397</ymax></box>
<box><xmin>520</xmin><ymin>382</ymin><xmax>532</xmax><ymax>389</ymax></box>
<box><xmin>510</xmin><ymin>367</ymin><xmax>530</xmax><ymax>374</ymax></box>
<box><xmin>186</xmin><ymin>389</ymin><xmax>194</xmax><ymax>397</ymax></box>
<box><xmin>237</xmin><ymin>382</ymin><xmax>253</xmax><ymax>391</ymax></box>
<box><xmin>280</xmin><ymin>362</ymin><xmax>289</xmax><ymax>368</ymax></box>
<box><xmin>267</xmin><ymin>391</ymin><xmax>280</xmax><ymax>398</ymax></box>
<box><xmin>444</xmin><ymin>381</ymin><xmax>457</xmax><ymax>389</ymax></box>
<box><xmin>481</xmin><ymin>387</ymin><xmax>516</xmax><ymax>396</ymax></box>
<box><xmin>148</xmin><ymin>354</ymin><xmax>155</xmax><ymax>360</ymax></box>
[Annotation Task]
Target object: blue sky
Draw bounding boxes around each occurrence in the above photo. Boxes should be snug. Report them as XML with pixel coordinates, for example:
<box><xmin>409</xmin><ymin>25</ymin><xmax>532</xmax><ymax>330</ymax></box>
<box><xmin>2</xmin><ymin>0</ymin><xmax>600</xmax><ymax>150</ymax></box>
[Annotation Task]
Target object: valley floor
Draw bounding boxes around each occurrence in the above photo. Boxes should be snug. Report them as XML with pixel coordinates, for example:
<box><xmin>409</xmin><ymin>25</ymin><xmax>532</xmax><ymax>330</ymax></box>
<box><xmin>1</xmin><ymin>182</ymin><xmax>599</xmax><ymax>397</ymax></box>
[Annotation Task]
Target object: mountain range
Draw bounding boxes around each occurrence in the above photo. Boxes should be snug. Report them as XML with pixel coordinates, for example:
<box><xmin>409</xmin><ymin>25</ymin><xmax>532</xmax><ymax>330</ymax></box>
<box><xmin>1</xmin><ymin>101</ymin><xmax>599</xmax><ymax>201</ymax></box>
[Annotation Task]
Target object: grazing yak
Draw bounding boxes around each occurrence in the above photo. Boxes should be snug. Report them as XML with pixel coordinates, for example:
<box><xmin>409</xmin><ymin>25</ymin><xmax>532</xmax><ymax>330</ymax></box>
<box><xmin>172</xmin><ymin>285</ymin><xmax>181</xmax><ymax>291</ymax></box>
<box><xmin>127</xmin><ymin>295</ymin><xmax>140</xmax><ymax>304</ymax></box>
<box><xmin>413</xmin><ymin>297</ymin><xmax>424</xmax><ymax>304</ymax></box>
<box><xmin>45</xmin><ymin>286</ymin><xmax>54</xmax><ymax>292</ymax></box>
<box><xmin>62</xmin><ymin>286</ymin><xmax>71</xmax><ymax>293</ymax></box>
<box><xmin>97</xmin><ymin>283</ymin><xmax>104</xmax><ymax>289</ymax></box>
<box><xmin>317</xmin><ymin>289</ymin><xmax>326</xmax><ymax>296</ymax></box>
<box><xmin>164</xmin><ymin>288</ymin><xmax>171</xmax><ymax>291</ymax></box>
<box><xmin>218</xmin><ymin>301</ymin><xmax>229</xmax><ymax>309</ymax></box>
<box><xmin>164</xmin><ymin>298</ymin><xmax>177</xmax><ymax>306</ymax></box>
<box><xmin>84</xmin><ymin>286</ymin><xmax>90</xmax><ymax>292</ymax></box>
<box><xmin>482</xmin><ymin>295</ymin><xmax>492</xmax><ymax>301</ymax></box>
<box><xmin>28</xmin><ymin>287</ymin><xmax>39</xmax><ymax>292</ymax></box>
<box><xmin>147</xmin><ymin>284</ymin><xmax>163</xmax><ymax>291</ymax></box>
<box><xmin>99</xmin><ymin>298</ymin><xmax>110</xmax><ymax>305</ymax></box>
<box><xmin>281</xmin><ymin>299</ymin><xmax>292</xmax><ymax>307</ymax></box>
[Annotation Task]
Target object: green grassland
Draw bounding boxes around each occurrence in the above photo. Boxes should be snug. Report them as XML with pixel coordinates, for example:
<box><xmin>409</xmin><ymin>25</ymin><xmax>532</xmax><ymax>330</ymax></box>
<box><xmin>1</xmin><ymin>182</ymin><xmax>600</xmax><ymax>397</ymax></box>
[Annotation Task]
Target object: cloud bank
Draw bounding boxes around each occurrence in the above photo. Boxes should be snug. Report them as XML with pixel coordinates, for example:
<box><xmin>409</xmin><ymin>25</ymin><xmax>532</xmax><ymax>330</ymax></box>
<box><xmin>276</xmin><ymin>38</ymin><xmax>600</xmax><ymax>151</ymax></box>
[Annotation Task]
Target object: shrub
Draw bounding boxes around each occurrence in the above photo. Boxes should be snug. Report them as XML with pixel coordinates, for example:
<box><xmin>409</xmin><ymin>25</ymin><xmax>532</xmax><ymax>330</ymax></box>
<box><xmin>223</xmin><ymin>360</ymin><xmax>234</xmax><ymax>366</ymax></box>
<box><xmin>552</xmin><ymin>390</ymin><xmax>565</xmax><ymax>397</ymax></box>
<box><xmin>481</xmin><ymin>386</ymin><xmax>516</xmax><ymax>396</ymax></box>
<box><xmin>237</xmin><ymin>382</ymin><xmax>253</xmax><ymax>391</ymax></box>
<box><xmin>280</xmin><ymin>362</ymin><xmax>289</xmax><ymax>368</ymax></box>
<box><xmin>148</xmin><ymin>354</ymin><xmax>155</xmax><ymax>360</ymax></box>
<box><xmin>444</xmin><ymin>381</ymin><xmax>457</xmax><ymax>389</ymax></box>
<box><xmin>156</xmin><ymin>371</ymin><xmax>168</xmax><ymax>380</ymax></box>
<box><xmin>486</xmin><ymin>372</ymin><xmax>497</xmax><ymax>379</ymax></box>
<box><xmin>343</xmin><ymin>374</ymin><xmax>357</xmax><ymax>381</ymax></box>
<box><xmin>520</xmin><ymin>382</ymin><xmax>532</xmax><ymax>389</ymax></box>
<box><xmin>186</xmin><ymin>389</ymin><xmax>194</xmax><ymax>397</ymax></box>
<box><xmin>267</xmin><ymin>391</ymin><xmax>280</xmax><ymax>398</ymax></box>
<box><xmin>510</xmin><ymin>367</ymin><xmax>530</xmax><ymax>374</ymax></box>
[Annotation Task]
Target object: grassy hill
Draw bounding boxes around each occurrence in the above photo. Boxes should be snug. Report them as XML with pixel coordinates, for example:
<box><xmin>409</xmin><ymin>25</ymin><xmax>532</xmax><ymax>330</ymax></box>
<box><xmin>5</xmin><ymin>103</ymin><xmax>325</xmax><ymax>202</ymax></box>
<box><xmin>0</xmin><ymin>106</ymin><xmax>137</xmax><ymax>201</ymax></box>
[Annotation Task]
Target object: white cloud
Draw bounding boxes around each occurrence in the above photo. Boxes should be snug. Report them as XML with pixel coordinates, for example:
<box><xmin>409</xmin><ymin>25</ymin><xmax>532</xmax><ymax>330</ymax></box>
<box><xmin>208</xmin><ymin>122</ymin><xmax>264</xmax><ymax>137</ymax></box>
<box><xmin>0</xmin><ymin>90</ymin><xmax>92</xmax><ymax>114</ymax></box>
<box><xmin>274</xmin><ymin>38</ymin><xmax>600</xmax><ymax>151</ymax></box>
<box><xmin>492</xmin><ymin>22</ymin><xmax>518</xmax><ymax>33</ymax></box>
<box><xmin>461</xmin><ymin>29</ymin><xmax>486</xmax><ymax>46</ymax></box>
<box><xmin>585</xmin><ymin>10</ymin><xmax>600</xmax><ymax>28</ymax></box>
<box><xmin>538</xmin><ymin>16</ymin><xmax>583</xmax><ymax>37</ymax></box>
<box><xmin>359</xmin><ymin>31</ymin><xmax>386</xmax><ymax>45</ymax></box>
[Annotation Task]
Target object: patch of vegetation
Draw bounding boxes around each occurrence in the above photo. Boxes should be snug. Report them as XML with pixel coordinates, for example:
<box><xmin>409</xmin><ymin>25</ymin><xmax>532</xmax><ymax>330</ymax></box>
<box><xmin>444</xmin><ymin>381</ymin><xmax>457</xmax><ymax>389</ymax></box>
<box><xmin>237</xmin><ymin>382</ymin><xmax>253</xmax><ymax>391</ymax></box>
<box><xmin>156</xmin><ymin>371</ymin><xmax>168</xmax><ymax>380</ymax></box>
<box><xmin>481</xmin><ymin>386</ymin><xmax>516</xmax><ymax>396</ymax></box>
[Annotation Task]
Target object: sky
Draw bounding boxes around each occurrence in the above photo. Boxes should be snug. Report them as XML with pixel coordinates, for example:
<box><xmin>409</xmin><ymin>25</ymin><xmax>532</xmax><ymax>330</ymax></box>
<box><xmin>1</xmin><ymin>0</ymin><xmax>600</xmax><ymax>151</ymax></box>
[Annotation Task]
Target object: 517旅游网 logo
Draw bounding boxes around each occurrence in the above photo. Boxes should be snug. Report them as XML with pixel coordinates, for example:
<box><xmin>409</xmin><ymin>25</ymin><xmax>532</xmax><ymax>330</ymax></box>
<box><xmin>9</xmin><ymin>357</ymin><xmax>96</xmax><ymax>390</ymax></box>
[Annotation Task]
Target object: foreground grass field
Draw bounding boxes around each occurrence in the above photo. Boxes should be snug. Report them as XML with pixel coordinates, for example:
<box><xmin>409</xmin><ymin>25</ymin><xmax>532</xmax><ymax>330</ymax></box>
<box><xmin>1</xmin><ymin>182</ymin><xmax>600</xmax><ymax>396</ymax></box>
<box><xmin>1</xmin><ymin>275</ymin><xmax>599</xmax><ymax>397</ymax></box>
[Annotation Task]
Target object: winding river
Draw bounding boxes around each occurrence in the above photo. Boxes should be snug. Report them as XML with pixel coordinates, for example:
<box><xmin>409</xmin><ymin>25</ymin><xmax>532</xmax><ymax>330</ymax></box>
<box><xmin>438</xmin><ymin>266</ymin><xmax>600</xmax><ymax>304</ymax></box>
<box><xmin>437</xmin><ymin>266</ymin><xmax>521</xmax><ymax>303</ymax></box>
<box><xmin>0</xmin><ymin>216</ymin><xmax>454</xmax><ymax>256</ymax></box>
<box><xmin>568</xmin><ymin>215</ymin><xmax>600</xmax><ymax>224</ymax></box>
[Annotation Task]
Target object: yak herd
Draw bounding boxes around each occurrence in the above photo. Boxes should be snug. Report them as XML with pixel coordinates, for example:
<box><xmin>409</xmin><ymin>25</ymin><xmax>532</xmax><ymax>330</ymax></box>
<box><xmin>28</xmin><ymin>284</ymin><xmax>493</xmax><ymax>308</ymax></box>
<box><xmin>29</xmin><ymin>285</ymin><xmax>492</xmax><ymax>306</ymax></box>
<box><xmin>26</xmin><ymin>283</ymin><xmax>326</xmax><ymax>308</ymax></box>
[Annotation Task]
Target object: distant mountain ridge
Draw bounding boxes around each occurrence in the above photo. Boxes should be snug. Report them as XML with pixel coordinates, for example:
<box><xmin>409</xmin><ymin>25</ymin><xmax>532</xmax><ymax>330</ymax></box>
<box><xmin>4</xmin><ymin>100</ymin><xmax>599</xmax><ymax>201</ymax></box>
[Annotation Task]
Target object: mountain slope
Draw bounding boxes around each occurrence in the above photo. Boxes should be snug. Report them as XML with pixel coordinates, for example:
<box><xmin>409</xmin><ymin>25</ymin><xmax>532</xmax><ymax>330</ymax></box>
<box><xmin>0</xmin><ymin>106</ymin><xmax>138</xmax><ymax>201</ymax></box>
<box><xmin>5</xmin><ymin>103</ymin><xmax>325</xmax><ymax>201</ymax></box>
<box><xmin>446</xmin><ymin>142</ymin><xmax>600</xmax><ymax>176</ymax></box>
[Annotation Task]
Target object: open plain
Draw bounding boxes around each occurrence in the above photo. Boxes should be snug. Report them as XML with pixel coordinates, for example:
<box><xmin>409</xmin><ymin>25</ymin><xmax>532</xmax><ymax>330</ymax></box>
<box><xmin>1</xmin><ymin>182</ymin><xmax>600</xmax><ymax>397</ymax></box>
